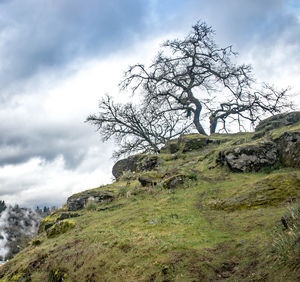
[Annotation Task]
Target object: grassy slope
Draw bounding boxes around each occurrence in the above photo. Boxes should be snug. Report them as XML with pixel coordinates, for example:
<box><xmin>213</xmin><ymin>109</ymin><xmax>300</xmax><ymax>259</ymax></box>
<box><xmin>1</xmin><ymin>125</ymin><xmax>300</xmax><ymax>281</ymax></box>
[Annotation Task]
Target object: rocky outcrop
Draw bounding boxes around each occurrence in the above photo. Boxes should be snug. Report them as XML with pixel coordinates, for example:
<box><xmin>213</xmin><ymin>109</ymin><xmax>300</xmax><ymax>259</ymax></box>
<box><xmin>160</xmin><ymin>134</ymin><xmax>210</xmax><ymax>154</ymax></box>
<box><xmin>208</xmin><ymin>173</ymin><xmax>300</xmax><ymax>211</ymax></box>
<box><xmin>255</xmin><ymin>111</ymin><xmax>300</xmax><ymax>132</ymax></box>
<box><xmin>162</xmin><ymin>174</ymin><xmax>186</xmax><ymax>189</ymax></box>
<box><xmin>67</xmin><ymin>190</ymin><xmax>114</xmax><ymax>211</ymax></box>
<box><xmin>112</xmin><ymin>155</ymin><xmax>141</xmax><ymax>179</ymax></box>
<box><xmin>112</xmin><ymin>155</ymin><xmax>158</xmax><ymax>179</ymax></box>
<box><xmin>46</xmin><ymin>220</ymin><xmax>75</xmax><ymax>238</ymax></box>
<box><xmin>137</xmin><ymin>172</ymin><xmax>187</xmax><ymax>189</ymax></box>
<box><xmin>274</xmin><ymin>131</ymin><xmax>300</xmax><ymax>168</ymax></box>
<box><xmin>217</xmin><ymin>142</ymin><xmax>278</xmax><ymax>172</ymax></box>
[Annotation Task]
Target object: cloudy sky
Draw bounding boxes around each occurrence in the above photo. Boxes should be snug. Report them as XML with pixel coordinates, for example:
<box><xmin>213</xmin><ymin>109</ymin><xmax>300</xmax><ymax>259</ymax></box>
<box><xmin>0</xmin><ymin>0</ymin><xmax>299</xmax><ymax>208</ymax></box>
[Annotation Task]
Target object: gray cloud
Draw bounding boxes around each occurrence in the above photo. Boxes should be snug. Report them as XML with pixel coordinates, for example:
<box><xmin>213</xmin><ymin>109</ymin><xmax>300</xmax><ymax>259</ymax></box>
<box><xmin>0</xmin><ymin>0</ymin><xmax>299</xmax><ymax>208</ymax></box>
<box><xmin>0</xmin><ymin>0</ymin><xmax>152</xmax><ymax>94</ymax></box>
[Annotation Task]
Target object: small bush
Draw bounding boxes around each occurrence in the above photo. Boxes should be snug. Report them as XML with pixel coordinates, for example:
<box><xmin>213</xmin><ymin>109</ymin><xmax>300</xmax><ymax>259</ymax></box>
<box><xmin>118</xmin><ymin>186</ymin><xmax>129</xmax><ymax>197</ymax></box>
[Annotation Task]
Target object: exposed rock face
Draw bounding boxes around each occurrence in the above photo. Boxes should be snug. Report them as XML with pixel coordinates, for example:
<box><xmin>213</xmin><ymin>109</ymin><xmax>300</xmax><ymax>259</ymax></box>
<box><xmin>217</xmin><ymin>142</ymin><xmax>278</xmax><ymax>172</ymax></box>
<box><xmin>112</xmin><ymin>155</ymin><xmax>158</xmax><ymax>179</ymax></box>
<box><xmin>208</xmin><ymin>173</ymin><xmax>300</xmax><ymax>211</ymax></box>
<box><xmin>275</xmin><ymin>131</ymin><xmax>300</xmax><ymax>168</ymax></box>
<box><xmin>67</xmin><ymin>190</ymin><xmax>114</xmax><ymax>211</ymax></box>
<box><xmin>162</xmin><ymin>174</ymin><xmax>186</xmax><ymax>189</ymax></box>
<box><xmin>255</xmin><ymin>111</ymin><xmax>300</xmax><ymax>132</ymax></box>
<box><xmin>160</xmin><ymin>134</ymin><xmax>209</xmax><ymax>154</ymax></box>
<box><xmin>112</xmin><ymin>155</ymin><xmax>141</xmax><ymax>179</ymax></box>
<box><xmin>46</xmin><ymin>220</ymin><xmax>75</xmax><ymax>238</ymax></box>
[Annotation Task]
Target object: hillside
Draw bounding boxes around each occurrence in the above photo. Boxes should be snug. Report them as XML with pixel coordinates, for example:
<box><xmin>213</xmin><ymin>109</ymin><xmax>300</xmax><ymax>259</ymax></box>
<box><xmin>1</xmin><ymin>113</ymin><xmax>300</xmax><ymax>281</ymax></box>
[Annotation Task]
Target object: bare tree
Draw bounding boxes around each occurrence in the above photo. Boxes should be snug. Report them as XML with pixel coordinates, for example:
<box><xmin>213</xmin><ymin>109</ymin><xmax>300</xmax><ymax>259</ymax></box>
<box><xmin>86</xmin><ymin>95</ymin><xmax>192</xmax><ymax>158</ymax></box>
<box><xmin>121</xmin><ymin>21</ymin><xmax>293</xmax><ymax>135</ymax></box>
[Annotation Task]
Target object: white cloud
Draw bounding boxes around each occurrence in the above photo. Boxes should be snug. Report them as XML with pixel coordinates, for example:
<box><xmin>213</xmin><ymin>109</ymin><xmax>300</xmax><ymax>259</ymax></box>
<box><xmin>0</xmin><ymin>0</ymin><xmax>300</xmax><ymax>208</ymax></box>
<box><xmin>0</xmin><ymin>152</ymin><xmax>114</xmax><ymax>208</ymax></box>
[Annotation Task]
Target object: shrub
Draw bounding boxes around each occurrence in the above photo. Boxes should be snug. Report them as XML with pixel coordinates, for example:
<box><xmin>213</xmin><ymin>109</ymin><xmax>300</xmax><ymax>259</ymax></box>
<box><xmin>271</xmin><ymin>204</ymin><xmax>300</xmax><ymax>271</ymax></box>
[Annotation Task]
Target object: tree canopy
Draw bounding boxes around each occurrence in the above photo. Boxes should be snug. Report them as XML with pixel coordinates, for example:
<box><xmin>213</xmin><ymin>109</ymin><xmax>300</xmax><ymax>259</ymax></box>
<box><xmin>121</xmin><ymin>22</ymin><xmax>292</xmax><ymax>135</ymax></box>
<box><xmin>87</xmin><ymin>21</ymin><xmax>293</xmax><ymax>158</ymax></box>
<box><xmin>87</xmin><ymin>95</ymin><xmax>192</xmax><ymax>158</ymax></box>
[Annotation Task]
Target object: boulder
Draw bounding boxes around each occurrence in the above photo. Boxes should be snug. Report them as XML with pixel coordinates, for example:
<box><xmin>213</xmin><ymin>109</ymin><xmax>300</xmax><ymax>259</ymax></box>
<box><xmin>67</xmin><ymin>190</ymin><xmax>114</xmax><ymax>211</ymax></box>
<box><xmin>138</xmin><ymin>172</ymin><xmax>163</xmax><ymax>187</ymax></box>
<box><xmin>112</xmin><ymin>155</ymin><xmax>158</xmax><ymax>179</ymax></box>
<box><xmin>217</xmin><ymin>142</ymin><xmax>278</xmax><ymax>172</ymax></box>
<box><xmin>275</xmin><ymin>131</ymin><xmax>300</xmax><ymax>168</ymax></box>
<box><xmin>160</xmin><ymin>134</ymin><xmax>209</xmax><ymax>154</ymax></box>
<box><xmin>255</xmin><ymin>111</ymin><xmax>300</xmax><ymax>132</ymax></box>
<box><xmin>46</xmin><ymin>220</ymin><xmax>75</xmax><ymax>238</ymax></box>
<box><xmin>162</xmin><ymin>174</ymin><xmax>186</xmax><ymax>189</ymax></box>
<box><xmin>112</xmin><ymin>155</ymin><xmax>141</xmax><ymax>179</ymax></box>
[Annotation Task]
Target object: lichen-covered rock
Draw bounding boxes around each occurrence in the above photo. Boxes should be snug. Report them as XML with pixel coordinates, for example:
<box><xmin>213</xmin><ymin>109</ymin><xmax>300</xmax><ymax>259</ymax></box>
<box><xmin>138</xmin><ymin>172</ymin><xmax>163</xmax><ymax>187</ymax></box>
<box><xmin>217</xmin><ymin>142</ymin><xmax>278</xmax><ymax>172</ymax></box>
<box><xmin>46</xmin><ymin>220</ymin><xmax>75</xmax><ymax>238</ymax></box>
<box><xmin>275</xmin><ymin>131</ymin><xmax>300</xmax><ymax>168</ymax></box>
<box><xmin>67</xmin><ymin>190</ymin><xmax>114</xmax><ymax>211</ymax></box>
<box><xmin>160</xmin><ymin>134</ymin><xmax>210</xmax><ymax>154</ymax></box>
<box><xmin>255</xmin><ymin>111</ymin><xmax>300</xmax><ymax>132</ymax></box>
<box><xmin>160</xmin><ymin>139</ymin><xmax>180</xmax><ymax>154</ymax></box>
<box><xmin>38</xmin><ymin>215</ymin><xmax>57</xmax><ymax>233</ymax></box>
<box><xmin>208</xmin><ymin>173</ymin><xmax>300</xmax><ymax>211</ymax></box>
<box><xmin>162</xmin><ymin>174</ymin><xmax>186</xmax><ymax>189</ymax></box>
<box><xmin>112</xmin><ymin>155</ymin><xmax>141</xmax><ymax>179</ymax></box>
<box><xmin>138</xmin><ymin>155</ymin><xmax>158</xmax><ymax>171</ymax></box>
<box><xmin>112</xmin><ymin>155</ymin><xmax>158</xmax><ymax>179</ymax></box>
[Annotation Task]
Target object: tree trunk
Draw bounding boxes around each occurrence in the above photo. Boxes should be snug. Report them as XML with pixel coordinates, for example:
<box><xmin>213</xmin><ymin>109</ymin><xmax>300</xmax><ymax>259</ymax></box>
<box><xmin>193</xmin><ymin>102</ymin><xmax>207</xmax><ymax>135</ymax></box>
<box><xmin>187</xmin><ymin>91</ymin><xmax>207</xmax><ymax>135</ymax></box>
<box><xmin>209</xmin><ymin>114</ymin><xmax>218</xmax><ymax>134</ymax></box>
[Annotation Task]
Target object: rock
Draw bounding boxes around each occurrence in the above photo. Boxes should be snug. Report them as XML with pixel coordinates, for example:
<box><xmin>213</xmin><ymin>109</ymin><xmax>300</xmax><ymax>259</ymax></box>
<box><xmin>67</xmin><ymin>190</ymin><xmax>114</xmax><ymax>211</ymax></box>
<box><xmin>138</xmin><ymin>173</ymin><xmax>162</xmax><ymax>187</ymax></box>
<box><xmin>160</xmin><ymin>139</ymin><xmax>180</xmax><ymax>154</ymax></box>
<box><xmin>112</xmin><ymin>155</ymin><xmax>141</xmax><ymax>179</ymax></box>
<box><xmin>217</xmin><ymin>142</ymin><xmax>278</xmax><ymax>172</ymax></box>
<box><xmin>162</xmin><ymin>174</ymin><xmax>186</xmax><ymax>189</ymax></box>
<box><xmin>46</xmin><ymin>220</ymin><xmax>75</xmax><ymax>238</ymax></box>
<box><xmin>112</xmin><ymin>155</ymin><xmax>158</xmax><ymax>179</ymax></box>
<box><xmin>139</xmin><ymin>155</ymin><xmax>158</xmax><ymax>171</ymax></box>
<box><xmin>208</xmin><ymin>173</ymin><xmax>300</xmax><ymax>211</ymax></box>
<box><xmin>275</xmin><ymin>131</ymin><xmax>300</xmax><ymax>168</ymax></box>
<box><xmin>57</xmin><ymin>212</ymin><xmax>80</xmax><ymax>221</ymax></box>
<box><xmin>181</xmin><ymin>135</ymin><xmax>210</xmax><ymax>152</ymax></box>
<box><xmin>255</xmin><ymin>111</ymin><xmax>300</xmax><ymax>132</ymax></box>
<box><xmin>161</xmin><ymin>134</ymin><xmax>210</xmax><ymax>154</ymax></box>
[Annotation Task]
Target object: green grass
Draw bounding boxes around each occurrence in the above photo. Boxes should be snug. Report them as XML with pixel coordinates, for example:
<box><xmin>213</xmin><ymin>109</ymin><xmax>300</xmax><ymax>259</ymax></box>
<box><xmin>1</xmin><ymin>127</ymin><xmax>300</xmax><ymax>281</ymax></box>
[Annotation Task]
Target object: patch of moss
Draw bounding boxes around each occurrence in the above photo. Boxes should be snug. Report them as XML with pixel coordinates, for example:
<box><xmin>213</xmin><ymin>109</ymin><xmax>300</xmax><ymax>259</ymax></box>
<box><xmin>162</xmin><ymin>174</ymin><xmax>186</xmax><ymax>189</ymax></box>
<box><xmin>38</xmin><ymin>215</ymin><xmax>58</xmax><ymax>233</ymax></box>
<box><xmin>209</xmin><ymin>173</ymin><xmax>300</xmax><ymax>211</ymax></box>
<box><xmin>49</xmin><ymin>268</ymin><xmax>68</xmax><ymax>282</ymax></box>
<box><xmin>46</xmin><ymin>220</ymin><xmax>75</xmax><ymax>238</ymax></box>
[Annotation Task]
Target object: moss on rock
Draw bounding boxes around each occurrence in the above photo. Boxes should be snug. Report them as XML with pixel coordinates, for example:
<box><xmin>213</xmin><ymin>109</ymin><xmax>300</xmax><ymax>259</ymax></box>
<box><xmin>162</xmin><ymin>174</ymin><xmax>186</xmax><ymax>189</ymax></box>
<box><xmin>38</xmin><ymin>215</ymin><xmax>58</xmax><ymax>233</ymax></box>
<box><xmin>209</xmin><ymin>173</ymin><xmax>300</xmax><ymax>211</ymax></box>
<box><xmin>138</xmin><ymin>172</ymin><xmax>164</xmax><ymax>187</ymax></box>
<box><xmin>46</xmin><ymin>220</ymin><xmax>75</xmax><ymax>238</ymax></box>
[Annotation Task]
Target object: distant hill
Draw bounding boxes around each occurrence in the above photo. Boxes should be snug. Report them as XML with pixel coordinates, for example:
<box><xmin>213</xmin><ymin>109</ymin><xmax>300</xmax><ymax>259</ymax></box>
<box><xmin>1</xmin><ymin>112</ymin><xmax>300</xmax><ymax>281</ymax></box>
